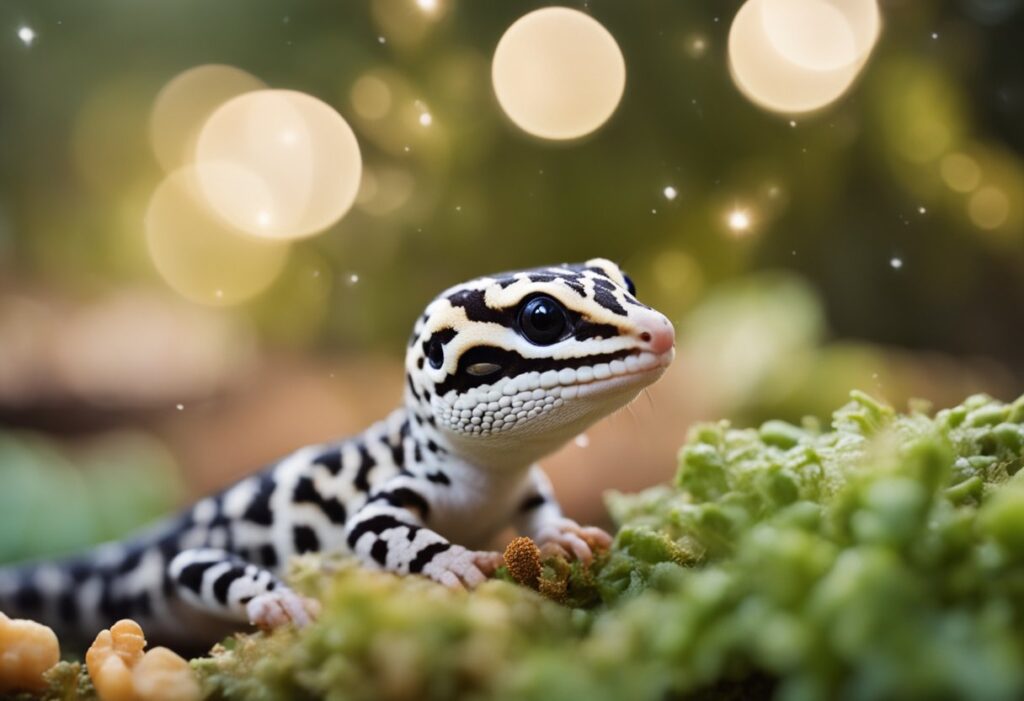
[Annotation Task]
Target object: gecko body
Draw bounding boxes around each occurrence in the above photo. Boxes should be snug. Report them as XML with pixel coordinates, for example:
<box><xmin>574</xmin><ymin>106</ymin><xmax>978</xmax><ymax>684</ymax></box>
<box><xmin>0</xmin><ymin>258</ymin><xmax>674</xmax><ymax>647</ymax></box>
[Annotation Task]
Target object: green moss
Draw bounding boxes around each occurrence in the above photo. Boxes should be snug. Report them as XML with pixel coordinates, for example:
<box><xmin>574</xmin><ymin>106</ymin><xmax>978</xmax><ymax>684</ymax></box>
<box><xmin>30</xmin><ymin>392</ymin><xmax>1024</xmax><ymax>701</ymax></box>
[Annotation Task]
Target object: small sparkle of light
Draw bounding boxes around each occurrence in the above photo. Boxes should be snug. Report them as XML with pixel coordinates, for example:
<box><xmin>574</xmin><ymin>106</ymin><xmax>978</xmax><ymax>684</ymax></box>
<box><xmin>931</xmin><ymin>32</ymin><xmax>939</xmax><ymax>39</ymax></box>
<box><xmin>17</xmin><ymin>26</ymin><xmax>35</xmax><ymax>45</ymax></box>
<box><xmin>918</xmin><ymin>206</ymin><xmax>927</xmax><ymax>214</ymax></box>
<box><xmin>686</xmin><ymin>34</ymin><xmax>708</xmax><ymax>58</ymax></box>
<box><xmin>256</xmin><ymin>210</ymin><xmax>272</xmax><ymax>228</ymax></box>
<box><xmin>418</xmin><ymin>111</ymin><xmax>432</xmax><ymax>127</ymax></box>
<box><xmin>346</xmin><ymin>272</ymin><xmax>360</xmax><ymax>286</ymax></box>
<box><xmin>727</xmin><ymin>208</ymin><xmax>751</xmax><ymax>232</ymax></box>
<box><xmin>403</xmin><ymin>145</ymin><xmax>411</xmax><ymax>152</ymax></box>
<box><xmin>789</xmin><ymin>120</ymin><xmax>797</xmax><ymax>128</ymax></box>
<box><xmin>890</xmin><ymin>257</ymin><xmax>903</xmax><ymax>269</ymax></box>
<box><xmin>455</xmin><ymin>205</ymin><xmax>462</xmax><ymax>212</ymax></box>
<box><xmin>416</xmin><ymin>0</ymin><xmax>439</xmax><ymax>11</ymax></box>
<box><xmin>176</xmin><ymin>403</ymin><xmax>185</xmax><ymax>411</ymax></box>
<box><xmin>651</xmin><ymin>208</ymin><xmax>658</xmax><ymax>214</ymax></box>
<box><xmin>378</xmin><ymin>36</ymin><xmax>387</xmax><ymax>44</ymax></box>
<box><xmin>663</xmin><ymin>185</ymin><xmax>678</xmax><ymax>201</ymax></box>
<box><xmin>574</xmin><ymin>433</ymin><xmax>590</xmax><ymax>448</ymax></box>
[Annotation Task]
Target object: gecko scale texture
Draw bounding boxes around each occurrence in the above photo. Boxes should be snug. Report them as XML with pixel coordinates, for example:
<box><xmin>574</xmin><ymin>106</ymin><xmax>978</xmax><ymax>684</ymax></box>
<box><xmin>0</xmin><ymin>258</ymin><xmax>675</xmax><ymax>648</ymax></box>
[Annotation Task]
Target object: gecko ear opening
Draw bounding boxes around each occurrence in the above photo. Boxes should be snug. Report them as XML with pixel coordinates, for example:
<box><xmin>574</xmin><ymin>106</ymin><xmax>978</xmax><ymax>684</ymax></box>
<box><xmin>466</xmin><ymin>362</ymin><xmax>502</xmax><ymax>377</ymax></box>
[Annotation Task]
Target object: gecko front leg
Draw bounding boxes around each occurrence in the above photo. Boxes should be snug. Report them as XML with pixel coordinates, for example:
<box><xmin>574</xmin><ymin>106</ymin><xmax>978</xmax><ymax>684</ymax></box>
<box><xmin>167</xmin><ymin>548</ymin><xmax>319</xmax><ymax>629</ymax></box>
<box><xmin>513</xmin><ymin>467</ymin><xmax>612</xmax><ymax>564</ymax></box>
<box><xmin>346</xmin><ymin>477</ymin><xmax>502</xmax><ymax>589</ymax></box>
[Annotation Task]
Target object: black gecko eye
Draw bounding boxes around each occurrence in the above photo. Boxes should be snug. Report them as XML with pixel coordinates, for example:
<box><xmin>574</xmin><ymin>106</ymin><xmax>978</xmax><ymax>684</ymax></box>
<box><xmin>622</xmin><ymin>273</ymin><xmax>636</xmax><ymax>296</ymax></box>
<box><xmin>427</xmin><ymin>337</ymin><xmax>445</xmax><ymax>369</ymax></box>
<box><xmin>518</xmin><ymin>295</ymin><xmax>569</xmax><ymax>345</ymax></box>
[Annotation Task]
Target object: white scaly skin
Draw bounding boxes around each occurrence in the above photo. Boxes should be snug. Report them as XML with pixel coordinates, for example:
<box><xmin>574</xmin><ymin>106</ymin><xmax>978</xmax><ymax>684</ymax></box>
<box><xmin>0</xmin><ymin>258</ymin><xmax>674</xmax><ymax>647</ymax></box>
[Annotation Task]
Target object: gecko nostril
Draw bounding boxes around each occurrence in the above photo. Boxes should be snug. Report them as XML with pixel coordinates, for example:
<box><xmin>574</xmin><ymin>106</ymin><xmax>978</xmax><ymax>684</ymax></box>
<box><xmin>640</xmin><ymin>332</ymin><xmax>652</xmax><ymax>343</ymax></box>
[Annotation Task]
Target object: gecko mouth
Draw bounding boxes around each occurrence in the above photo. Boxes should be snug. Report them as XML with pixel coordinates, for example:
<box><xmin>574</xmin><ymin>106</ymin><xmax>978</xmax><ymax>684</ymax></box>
<box><xmin>559</xmin><ymin>347</ymin><xmax>675</xmax><ymax>400</ymax></box>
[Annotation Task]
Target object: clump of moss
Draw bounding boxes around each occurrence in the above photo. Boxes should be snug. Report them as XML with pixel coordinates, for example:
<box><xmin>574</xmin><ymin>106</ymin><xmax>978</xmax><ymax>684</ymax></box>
<box><xmin>197</xmin><ymin>559</ymin><xmax>576</xmax><ymax>701</ymax></box>
<box><xmin>29</xmin><ymin>392</ymin><xmax>1024</xmax><ymax>701</ymax></box>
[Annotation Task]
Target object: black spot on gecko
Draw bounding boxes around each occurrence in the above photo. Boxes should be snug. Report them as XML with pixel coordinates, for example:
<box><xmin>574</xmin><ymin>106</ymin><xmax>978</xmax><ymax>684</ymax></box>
<box><xmin>370</xmin><ymin>540</ymin><xmax>389</xmax><ymax>566</ymax></box>
<box><xmin>293</xmin><ymin>525</ymin><xmax>320</xmax><ymax>554</ymax></box>
<box><xmin>258</xmin><ymin>544</ymin><xmax>279</xmax><ymax>568</ymax></box>
<box><xmin>408</xmin><ymin>542</ymin><xmax>450</xmax><ymax>573</ymax></box>
<box><xmin>293</xmin><ymin>476</ymin><xmax>348</xmax><ymax>524</ymax></box>
<box><xmin>347</xmin><ymin>515</ymin><xmax>409</xmax><ymax>549</ymax></box>
<box><xmin>313</xmin><ymin>448</ymin><xmax>343</xmax><ymax>475</ymax></box>
<box><xmin>591</xmin><ymin>278</ymin><xmax>627</xmax><ymax>316</ymax></box>
<box><xmin>213</xmin><ymin>567</ymin><xmax>242</xmax><ymax>605</ymax></box>
<box><xmin>574</xmin><ymin>321</ymin><xmax>620</xmax><ymax>341</ymax></box>
<box><xmin>426</xmin><ymin>471</ymin><xmax>450</xmax><ymax>485</ymax></box>
<box><xmin>57</xmin><ymin>590</ymin><xmax>78</xmax><ymax>623</ymax></box>
<box><xmin>99</xmin><ymin>581</ymin><xmax>134</xmax><ymax>621</ymax></box>
<box><xmin>519</xmin><ymin>494</ymin><xmax>546</xmax><ymax>512</ymax></box>
<box><xmin>446</xmin><ymin>289</ymin><xmax>515</xmax><ymax>326</ymax></box>
<box><xmin>354</xmin><ymin>445</ymin><xmax>377</xmax><ymax>492</ymax></box>
<box><xmin>243</xmin><ymin>476</ymin><xmax>276</xmax><ymax>526</ymax></box>
<box><xmin>116</xmin><ymin>546</ymin><xmax>144</xmax><ymax>574</ymax></box>
<box><xmin>13</xmin><ymin>583</ymin><xmax>42</xmax><ymax>611</ymax></box>
<box><xmin>370</xmin><ymin>487</ymin><xmax>431</xmax><ymax>521</ymax></box>
<box><xmin>177</xmin><ymin>561</ymin><xmax>211</xmax><ymax>595</ymax></box>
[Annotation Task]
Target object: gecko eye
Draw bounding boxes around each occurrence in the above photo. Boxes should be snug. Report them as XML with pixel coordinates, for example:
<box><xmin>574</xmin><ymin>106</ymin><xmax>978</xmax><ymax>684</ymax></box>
<box><xmin>623</xmin><ymin>273</ymin><xmax>636</xmax><ymax>296</ymax></box>
<box><xmin>427</xmin><ymin>338</ymin><xmax>445</xmax><ymax>369</ymax></box>
<box><xmin>518</xmin><ymin>295</ymin><xmax>569</xmax><ymax>345</ymax></box>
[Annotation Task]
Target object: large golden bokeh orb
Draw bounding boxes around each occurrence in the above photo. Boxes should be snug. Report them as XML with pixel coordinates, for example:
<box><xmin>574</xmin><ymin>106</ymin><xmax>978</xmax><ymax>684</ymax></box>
<box><xmin>728</xmin><ymin>0</ymin><xmax>880</xmax><ymax>115</ymax></box>
<box><xmin>145</xmin><ymin>168</ymin><xmax>289</xmax><ymax>306</ymax></box>
<box><xmin>492</xmin><ymin>7</ymin><xmax>626</xmax><ymax>140</ymax></box>
<box><xmin>194</xmin><ymin>89</ymin><xmax>362</xmax><ymax>239</ymax></box>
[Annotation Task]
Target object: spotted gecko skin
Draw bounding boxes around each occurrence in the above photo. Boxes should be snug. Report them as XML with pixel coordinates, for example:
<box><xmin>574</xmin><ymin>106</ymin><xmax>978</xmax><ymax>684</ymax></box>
<box><xmin>0</xmin><ymin>258</ymin><xmax>675</xmax><ymax>648</ymax></box>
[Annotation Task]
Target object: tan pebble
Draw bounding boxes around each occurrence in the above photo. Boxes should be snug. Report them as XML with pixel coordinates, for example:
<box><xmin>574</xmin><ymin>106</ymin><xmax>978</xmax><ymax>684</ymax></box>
<box><xmin>86</xmin><ymin>619</ymin><xmax>199</xmax><ymax>701</ymax></box>
<box><xmin>0</xmin><ymin>610</ymin><xmax>61</xmax><ymax>693</ymax></box>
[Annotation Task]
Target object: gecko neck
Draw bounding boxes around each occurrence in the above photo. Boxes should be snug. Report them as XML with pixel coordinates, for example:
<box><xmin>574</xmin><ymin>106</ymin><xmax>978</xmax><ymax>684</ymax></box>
<box><xmin>402</xmin><ymin>393</ymin><xmax>556</xmax><ymax>474</ymax></box>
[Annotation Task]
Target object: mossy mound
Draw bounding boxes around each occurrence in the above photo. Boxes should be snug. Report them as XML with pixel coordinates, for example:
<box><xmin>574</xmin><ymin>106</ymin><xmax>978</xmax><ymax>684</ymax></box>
<box><xmin>31</xmin><ymin>392</ymin><xmax>1024</xmax><ymax>701</ymax></box>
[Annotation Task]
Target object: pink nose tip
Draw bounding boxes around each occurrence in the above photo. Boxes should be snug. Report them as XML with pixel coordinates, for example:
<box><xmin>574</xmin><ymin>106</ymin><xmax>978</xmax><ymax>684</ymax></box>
<box><xmin>637</xmin><ymin>315</ymin><xmax>675</xmax><ymax>355</ymax></box>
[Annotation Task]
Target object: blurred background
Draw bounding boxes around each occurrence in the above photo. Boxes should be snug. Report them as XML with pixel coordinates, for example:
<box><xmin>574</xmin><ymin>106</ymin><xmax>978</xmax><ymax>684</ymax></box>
<box><xmin>0</xmin><ymin>0</ymin><xmax>1022</xmax><ymax>564</ymax></box>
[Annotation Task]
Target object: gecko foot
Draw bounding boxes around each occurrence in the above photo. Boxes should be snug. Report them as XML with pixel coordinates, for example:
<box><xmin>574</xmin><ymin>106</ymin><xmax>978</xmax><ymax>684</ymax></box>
<box><xmin>535</xmin><ymin>518</ymin><xmax>613</xmax><ymax>565</ymax></box>
<box><xmin>246</xmin><ymin>588</ymin><xmax>321</xmax><ymax>630</ymax></box>
<box><xmin>421</xmin><ymin>545</ymin><xmax>503</xmax><ymax>590</ymax></box>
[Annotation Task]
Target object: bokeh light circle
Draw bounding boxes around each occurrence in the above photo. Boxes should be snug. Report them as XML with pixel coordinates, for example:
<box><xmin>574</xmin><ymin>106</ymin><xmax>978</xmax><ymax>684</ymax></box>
<box><xmin>968</xmin><ymin>186</ymin><xmax>1010</xmax><ymax>230</ymax></box>
<box><xmin>728</xmin><ymin>0</ymin><xmax>880</xmax><ymax>115</ymax></box>
<box><xmin>492</xmin><ymin>7</ymin><xmax>626</xmax><ymax>140</ymax></box>
<box><xmin>150</xmin><ymin>64</ymin><xmax>266</xmax><ymax>172</ymax></box>
<box><xmin>145</xmin><ymin>168</ymin><xmax>289</xmax><ymax>306</ymax></box>
<box><xmin>195</xmin><ymin>89</ymin><xmax>362</xmax><ymax>239</ymax></box>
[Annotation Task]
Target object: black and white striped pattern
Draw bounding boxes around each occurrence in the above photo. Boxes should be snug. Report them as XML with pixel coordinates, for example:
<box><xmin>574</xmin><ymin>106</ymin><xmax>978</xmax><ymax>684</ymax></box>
<box><xmin>0</xmin><ymin>258</ymin><xmax>674</xmax><ymax>646</ymax></box>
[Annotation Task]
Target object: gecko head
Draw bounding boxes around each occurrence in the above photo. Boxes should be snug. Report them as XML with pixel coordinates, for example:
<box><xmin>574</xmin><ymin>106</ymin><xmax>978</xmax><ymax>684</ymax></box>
<box><xmin>404</xmin><ymin>258</ymin><xmax>675</xmax><ymax>465</ymax></box>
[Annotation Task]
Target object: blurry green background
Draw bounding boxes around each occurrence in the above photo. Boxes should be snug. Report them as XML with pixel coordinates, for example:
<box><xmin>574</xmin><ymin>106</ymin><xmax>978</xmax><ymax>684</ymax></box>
<box><xmin>0</xmin><ymin>0</ymin><xmax>1022</xmax><ymax>564</ymax></box>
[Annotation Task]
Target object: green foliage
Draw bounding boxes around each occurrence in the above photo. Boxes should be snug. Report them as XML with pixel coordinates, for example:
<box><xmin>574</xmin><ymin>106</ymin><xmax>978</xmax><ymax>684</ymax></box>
<box><xmin>0</xmin><ymin>432</ymin><xmax>183</xmax><ymax>565</ymax></box>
